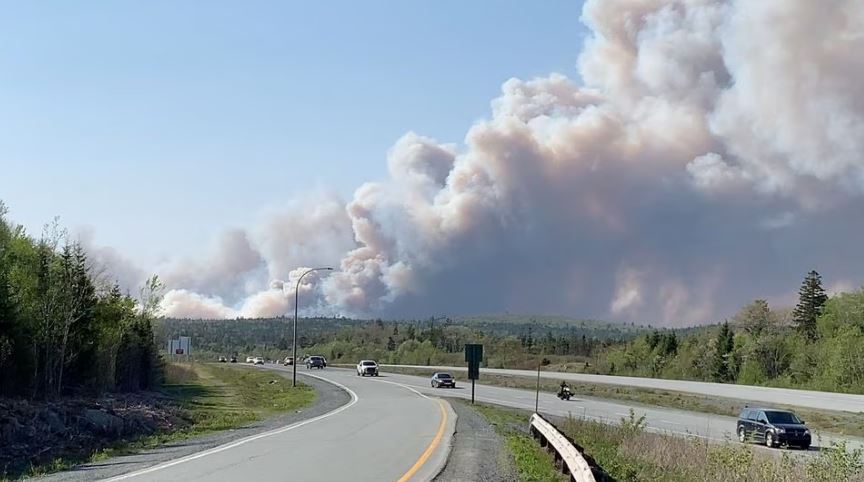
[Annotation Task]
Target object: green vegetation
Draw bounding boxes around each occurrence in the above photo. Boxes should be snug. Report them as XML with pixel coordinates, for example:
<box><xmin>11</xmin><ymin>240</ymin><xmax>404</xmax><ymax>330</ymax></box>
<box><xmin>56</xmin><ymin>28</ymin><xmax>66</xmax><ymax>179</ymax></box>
<box><xmin>0</xmin><ymin>203</ymin><xmax>161</xmax><ymax>398</ymax></box>
<box><xmin>473</xmin><ymin>404</ymin><xmax>568</xmax><ymax>482</ymax></box>
<box><xmin>90</xmin><ymin>363</ymin><xmax>314</xmax><ymax>463</ymax></box>
<box><xmin>557</xmin><ymin>412</ymin><xmax>864</xmax><ymax>481</ymax></box>
<box><xmin>601</xmin><ymin>271</ymin><xmax>864</xmax><ymax>394</ymax></box>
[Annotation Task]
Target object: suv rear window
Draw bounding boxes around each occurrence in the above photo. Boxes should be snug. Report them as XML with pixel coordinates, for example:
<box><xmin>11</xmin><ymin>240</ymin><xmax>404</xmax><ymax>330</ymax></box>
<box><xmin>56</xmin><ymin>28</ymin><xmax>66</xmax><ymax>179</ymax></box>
<box><xmin>739</xmin><ymin>409</ymin><xmax>751</xmax><ymax>419</ymax></box>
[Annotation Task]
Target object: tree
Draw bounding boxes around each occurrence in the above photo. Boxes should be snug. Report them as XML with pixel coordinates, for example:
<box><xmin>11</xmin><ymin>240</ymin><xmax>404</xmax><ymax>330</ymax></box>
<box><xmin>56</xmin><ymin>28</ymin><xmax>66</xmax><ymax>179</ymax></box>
<box><xmin>793</xmin><ymin>271</ymin><xmax>828</xmax><ymax>341</ymax></box>
<box><xmin>386</xmin><ymin>336</ymin><xmax>396</xmax><ymax>351</ymax></box>
<box><xmin>734</xmin><ymin>299</ymin><xmax>773</xmax><ymax>338</ymax></box>
<box><xmin>712</xmin><ymin>322</ymin><xmax>735</xmax><ymax>382</ymax></box>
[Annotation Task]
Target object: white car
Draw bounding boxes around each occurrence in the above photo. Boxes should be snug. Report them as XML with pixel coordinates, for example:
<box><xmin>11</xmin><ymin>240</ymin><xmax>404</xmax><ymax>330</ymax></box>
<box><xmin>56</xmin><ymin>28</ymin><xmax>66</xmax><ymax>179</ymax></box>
<box><xmin>252</xmin><ymin>357</ymin><xmax>264</xmax><ymax>365</ymax></box>
<box><xmin>246</xmin><ymin>356</ymin><xmax>254</xmax><ymax>363</ymax></box>
<box><xmin>356</xmin><ymin>360</ymin><xmax>379</xmax><ymax>377</ymax></box>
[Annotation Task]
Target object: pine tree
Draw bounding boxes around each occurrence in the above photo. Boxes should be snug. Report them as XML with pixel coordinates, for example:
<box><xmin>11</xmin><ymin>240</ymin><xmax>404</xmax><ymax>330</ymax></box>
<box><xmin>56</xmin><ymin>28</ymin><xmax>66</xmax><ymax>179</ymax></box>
<box><xmin>792</xmin><ymin>270</ymin><xmax>828</xmax><ymax>341</ymax></box>
<box><xmin>386</xmin><ymin>336</ymin><xmax>396</xmax><ymax>351</ymax></box>
<box><xmin>712</xmin><ymin>321</ymin><xmax>735</xmax><ymax>382</ymax></box>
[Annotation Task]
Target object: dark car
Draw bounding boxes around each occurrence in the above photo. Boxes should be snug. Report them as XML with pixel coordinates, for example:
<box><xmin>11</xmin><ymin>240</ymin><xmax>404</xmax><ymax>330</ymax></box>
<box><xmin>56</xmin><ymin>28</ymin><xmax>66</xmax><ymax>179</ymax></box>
<box><xmin>431</xmin><ymin>372</ymin><xmax>456</xmax><ymax>388</ymax></box>
<box><xmin>737</xmin><ymin>408</ymin><xmax>811</xmax><ymax>449</ymax></box>
<box><xmin>229</xmin><ymin>355</ymin><xmax>237</xmax><ymax>363</ymax></box>
<box><xmin>306</xmin><ymin>356</ymin><xmax>325</xmax><ymax>369</ymax></box>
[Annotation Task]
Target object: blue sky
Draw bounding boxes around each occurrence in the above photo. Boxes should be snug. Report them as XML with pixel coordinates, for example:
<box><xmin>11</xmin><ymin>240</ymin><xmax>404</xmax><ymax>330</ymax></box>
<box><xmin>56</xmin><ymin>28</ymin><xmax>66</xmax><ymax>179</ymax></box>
<box><xmin>1</xmin><ymin>1</ymin><xmax>586</xmax><ymax>266</ymax></box>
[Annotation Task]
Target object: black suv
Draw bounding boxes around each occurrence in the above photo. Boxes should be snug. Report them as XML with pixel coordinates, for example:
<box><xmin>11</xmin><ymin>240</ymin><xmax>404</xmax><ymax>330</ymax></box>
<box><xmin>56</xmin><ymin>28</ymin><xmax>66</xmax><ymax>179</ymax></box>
<box><xmin>737</xmin><ymin>408</ymin><xmax>811</xmax><ymax>449</ymax></box>
<box><xmin>306</xmin><ymin>356</ymin><xmax>325</xmax><ymax>369</ymax></box>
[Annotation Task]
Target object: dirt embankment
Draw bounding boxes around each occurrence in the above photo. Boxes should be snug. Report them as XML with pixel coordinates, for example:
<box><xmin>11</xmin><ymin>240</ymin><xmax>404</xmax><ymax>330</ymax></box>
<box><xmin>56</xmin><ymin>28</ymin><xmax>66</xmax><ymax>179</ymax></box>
<box><xmin>0</xmin><ymin>394</ymin><xmax>189</xmax><ymax>477</ymax></box>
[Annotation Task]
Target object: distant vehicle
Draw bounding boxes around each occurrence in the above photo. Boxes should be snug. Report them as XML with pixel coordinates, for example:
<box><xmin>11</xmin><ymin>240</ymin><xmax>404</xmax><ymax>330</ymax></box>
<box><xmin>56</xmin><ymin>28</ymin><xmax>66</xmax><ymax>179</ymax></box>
<box><xmin>356</xmin><ymin>360</ymin><xmax>379</xmax><ymax>376</ymax></box>
<box><xmin>306</xmin><ymin>356</ymin><xmax>325</xmax><ymax>369</ymax></box>
<box><xmin>229</xmin><ymin>355</ymin><xmax>237</xmax><ymax>363</ymax></box>
<box><xmin>311</xmin><ymin>355</ymin><xmax>327</xmax><ymax>367</ymax></box>
<box><xmin>252</xmin><ymin>357</ymin><xmax>264</xmax><ymax>365</ymax></box>
<box><xmin>218</xmin><ymin>356</ymin><xmax>227</xmax><ymax>363</ymax></box>
<box><xmin>737</xmin><ymin>408</ymin><xmax>810</xmax><ymax>449</ymax></box>
<box><xmin>431</xmin><ymin>372</ymin><xmax>455</xmax><ymax>388</ymax></box>
<box><xmin>283</xmin><ymin>356</ymin><xmax>294</xmax><ymax>366</ymax></box>
<box><xmin>246</xmin><ymin>356</ymin><xmax>254</xmax><ymax>363</ymax></box>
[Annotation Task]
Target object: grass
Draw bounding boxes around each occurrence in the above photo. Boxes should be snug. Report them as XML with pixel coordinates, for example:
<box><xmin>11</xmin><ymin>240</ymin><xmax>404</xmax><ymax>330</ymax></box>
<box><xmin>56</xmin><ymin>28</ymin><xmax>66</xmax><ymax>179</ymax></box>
<box><xmin>92</xmin><ymin>363</ymin><xmax>314</xmax><ymax>460</ymax></box>
<box><xmin>381</xmin><ymin>366</ymin><xmax>864</xmax><ymax>439</ymax></box>
<box><xmin>17</xmin><ymin>363</ymin><xmax>314</xmax><ymax>479</ymax></box>
<box><xmin>473</xmin><ymin>404</ymin><xmax>569</xmax><ymax>482</ymax></box>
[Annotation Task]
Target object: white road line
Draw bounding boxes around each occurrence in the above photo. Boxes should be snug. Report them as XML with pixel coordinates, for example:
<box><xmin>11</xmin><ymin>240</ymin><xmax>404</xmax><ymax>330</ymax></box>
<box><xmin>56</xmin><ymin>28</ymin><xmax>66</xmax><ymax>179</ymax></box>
<box><xmin>101</xmin><ymin>372</ymin><xmax>359</xmax><ymax>481</ymax></box>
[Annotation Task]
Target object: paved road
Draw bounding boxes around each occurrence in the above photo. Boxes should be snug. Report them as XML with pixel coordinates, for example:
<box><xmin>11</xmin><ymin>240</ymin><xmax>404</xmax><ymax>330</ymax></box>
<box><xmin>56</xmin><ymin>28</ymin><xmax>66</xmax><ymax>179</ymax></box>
<box><xmin>384</xmin><ymin>364</ymin><xmax>864</xmax><ymax>413</ymax></box>
<box><xmin>102</xmin><ymin>367</ymin><xmax>455</xmax><ymax>482</ymax></box>
<box><xmin>376</xmin><ymin>368</ymin><xmax>864</xmax><ymax>455</ymax></box>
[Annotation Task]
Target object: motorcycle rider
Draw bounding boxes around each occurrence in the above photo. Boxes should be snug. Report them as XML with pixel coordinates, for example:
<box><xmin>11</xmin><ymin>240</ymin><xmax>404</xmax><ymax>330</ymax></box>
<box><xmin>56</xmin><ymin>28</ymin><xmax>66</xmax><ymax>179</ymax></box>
<box><xmin>558</xmin><ymin>380</ymin><xmax>570</xmax><ymax>397</ymax></box>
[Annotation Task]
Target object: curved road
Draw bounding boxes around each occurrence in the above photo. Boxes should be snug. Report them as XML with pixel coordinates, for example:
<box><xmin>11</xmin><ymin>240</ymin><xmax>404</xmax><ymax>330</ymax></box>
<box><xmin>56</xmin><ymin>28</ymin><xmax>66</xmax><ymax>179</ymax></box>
<box><xmin>384</xmin><ymin>365</ymin><xmax>864</xmax><ymax>413</ymax></box>
<box><xmin>103</xmin><ymin>367</ymin><xmax>454</xmax><ymax>482</ymax></box>
<box><xmin>376</xmin><ymin>368</ymin><xmax>864</xmax><ymax>454</ymax></box>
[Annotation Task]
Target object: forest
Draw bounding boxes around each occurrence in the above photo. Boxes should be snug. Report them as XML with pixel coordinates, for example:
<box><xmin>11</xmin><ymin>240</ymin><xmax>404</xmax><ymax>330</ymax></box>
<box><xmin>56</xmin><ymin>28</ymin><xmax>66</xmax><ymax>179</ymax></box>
<box><xmin>0</xmin><ymin>202</ymin><xmax>162</xmax><ymax>398</ymax></box>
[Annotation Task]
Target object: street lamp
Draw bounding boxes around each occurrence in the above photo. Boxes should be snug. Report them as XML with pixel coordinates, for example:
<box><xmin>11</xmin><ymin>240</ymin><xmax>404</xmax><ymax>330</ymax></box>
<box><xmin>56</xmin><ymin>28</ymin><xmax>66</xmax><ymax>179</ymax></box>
<box><xmin>292</xmin><ymin>267</ymin><xmax>333</xmax><ymax>387</ymax></box>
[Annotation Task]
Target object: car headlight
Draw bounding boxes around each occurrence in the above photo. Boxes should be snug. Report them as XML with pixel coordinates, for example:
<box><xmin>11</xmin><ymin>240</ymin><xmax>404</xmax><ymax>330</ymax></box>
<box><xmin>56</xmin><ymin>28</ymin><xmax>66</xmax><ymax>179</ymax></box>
<box><xmin>775</xmin><ymin>427</ymin><xmax>785</xmax><ymax>434</ymax></box>
<box><xmin>804</xmin><ymin>429</ymin><xmax>810</xmax><ymax>435</ymax></box>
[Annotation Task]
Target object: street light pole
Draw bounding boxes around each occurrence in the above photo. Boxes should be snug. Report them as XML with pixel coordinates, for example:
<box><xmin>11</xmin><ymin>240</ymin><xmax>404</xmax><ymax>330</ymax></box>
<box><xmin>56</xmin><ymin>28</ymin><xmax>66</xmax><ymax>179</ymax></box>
<box><xmin>292</xmin><ymin>267</ymin><xmax>333</xmax><ymax>387</ymax></box>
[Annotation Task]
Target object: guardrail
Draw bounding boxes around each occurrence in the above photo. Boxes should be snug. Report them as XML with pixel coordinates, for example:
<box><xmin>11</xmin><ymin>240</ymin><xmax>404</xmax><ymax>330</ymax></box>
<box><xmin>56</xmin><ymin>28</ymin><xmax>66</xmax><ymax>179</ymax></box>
<box><xmin>529</xmin><ymin>413</ymin><xmax>596</xmax><ymax>482</ymax></box>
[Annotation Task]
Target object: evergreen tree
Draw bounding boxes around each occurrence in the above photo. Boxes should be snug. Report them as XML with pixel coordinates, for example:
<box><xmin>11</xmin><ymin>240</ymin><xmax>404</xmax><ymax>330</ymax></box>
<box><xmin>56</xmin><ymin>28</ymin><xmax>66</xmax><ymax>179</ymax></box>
<box><xmin>386</xmin><ymin>336</ymin><xmax>396</xmax><ymax>351</ymax></box>
<box><xmin>712</xmin><ymin>321</ymin><xmax>735</xmax><ymax>382</ymax></box>
<box><xmin>792</xmin><ymin>270</ymin><xmax>828</xmax><ymax>341</ymax></box>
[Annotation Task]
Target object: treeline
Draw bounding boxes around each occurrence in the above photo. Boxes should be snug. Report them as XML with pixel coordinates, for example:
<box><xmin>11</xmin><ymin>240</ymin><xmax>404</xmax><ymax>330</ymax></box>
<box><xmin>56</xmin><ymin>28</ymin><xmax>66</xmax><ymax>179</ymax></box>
<box><xmin>299</xmin><ymin>318</ymin><xmax>620</xmax><ymax>369</ymax></box>
<box><xmin>0</xmin><ymin>203</ymin><xmax>162</xmax><ymax>398</ymax></box>
<box><xmin>600</xmin><ymin>271</ymin><xmax>864</xmax><ymax>394</ymax></box>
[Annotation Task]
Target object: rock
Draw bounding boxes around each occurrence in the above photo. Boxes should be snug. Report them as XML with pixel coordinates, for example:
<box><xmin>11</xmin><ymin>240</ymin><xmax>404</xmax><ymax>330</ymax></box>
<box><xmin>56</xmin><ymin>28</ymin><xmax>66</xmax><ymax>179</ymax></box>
<box><xmin>39</xmin><ymin>409</ymin><xmax>67</xmax><ymax>434</ymax></box>
<box><xmin>81</xmin><ymin>409</ymin><xmax>124</xmax><ymax>436</ymax></box>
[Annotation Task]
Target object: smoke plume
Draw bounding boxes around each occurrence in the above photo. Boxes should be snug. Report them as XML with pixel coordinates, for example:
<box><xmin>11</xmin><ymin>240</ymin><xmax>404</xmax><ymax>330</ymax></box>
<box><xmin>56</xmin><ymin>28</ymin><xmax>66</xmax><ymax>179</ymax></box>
<box><xmin>158</xmin><ymin>0</ymin><xmax>864</xmax><ymax>325</ymax></box>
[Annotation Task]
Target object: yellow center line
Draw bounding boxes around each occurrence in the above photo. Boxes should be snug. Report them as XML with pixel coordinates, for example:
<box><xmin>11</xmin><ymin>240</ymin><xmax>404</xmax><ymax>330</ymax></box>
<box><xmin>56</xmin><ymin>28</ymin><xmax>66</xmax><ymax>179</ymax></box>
<box><xmin>396</xmin><ymin>398</ymin><xmax>448</xmax><ymax>482</ymax></box>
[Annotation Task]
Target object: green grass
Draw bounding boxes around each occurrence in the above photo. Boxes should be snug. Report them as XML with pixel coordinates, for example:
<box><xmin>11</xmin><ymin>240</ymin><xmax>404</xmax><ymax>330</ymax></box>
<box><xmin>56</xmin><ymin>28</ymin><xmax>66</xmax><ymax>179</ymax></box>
<box><xmin>16</xmin><ymin>363</ymin><xmax>314</xmax><ymax>479</ymax></box>
<box><xmin>473</xmin><ymin>404</ymin><xmax>569</xmax><ymax>482</ymax></box>
<box><xmin>382</xmin><ymin>366</ymin><xmax>864</xmax><ymax>439</ymax></box>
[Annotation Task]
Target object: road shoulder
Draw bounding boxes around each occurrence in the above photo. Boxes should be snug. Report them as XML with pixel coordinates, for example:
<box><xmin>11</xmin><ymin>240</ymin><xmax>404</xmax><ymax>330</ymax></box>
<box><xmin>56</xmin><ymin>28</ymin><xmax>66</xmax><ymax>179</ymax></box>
<box><xmin>434</xmin><ymin>399</ymin><xmax>518</xmax><ymax>482</ymax></box>
<box><xmin>28</xmin><ymin>372</ymin><xmax>350</xmax><ymax>482</ymax></box>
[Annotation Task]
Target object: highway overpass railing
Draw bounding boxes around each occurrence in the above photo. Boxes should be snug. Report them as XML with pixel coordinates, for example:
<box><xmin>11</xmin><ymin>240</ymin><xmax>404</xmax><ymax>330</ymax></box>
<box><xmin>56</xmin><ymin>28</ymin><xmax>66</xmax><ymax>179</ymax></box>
<box><xmin>529</xmin><ymin>413</ymin><xmax>597</xmax><ymax>482</ymax></box>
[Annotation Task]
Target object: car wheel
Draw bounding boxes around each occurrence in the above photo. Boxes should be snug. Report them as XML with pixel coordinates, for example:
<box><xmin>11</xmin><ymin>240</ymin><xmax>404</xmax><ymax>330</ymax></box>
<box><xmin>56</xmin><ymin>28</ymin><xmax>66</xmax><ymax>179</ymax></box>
<box><xmin>431</xmin><ymin>381</ymin><xmax>436</xmax><ymax>388</ymax></box>
<box><xmin>738</xmin><ymin>427</ymin><xmax>747</xmax><ymax>443</ymax></box>
<box><xmin>765</xmin><ymin>432</ymin><xmax>774</xmax><ymax>448</ymax></box>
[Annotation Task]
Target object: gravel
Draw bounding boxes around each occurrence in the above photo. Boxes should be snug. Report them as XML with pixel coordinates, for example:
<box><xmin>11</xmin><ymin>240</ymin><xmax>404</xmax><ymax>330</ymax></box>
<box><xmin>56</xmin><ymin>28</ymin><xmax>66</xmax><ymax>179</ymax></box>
<box><xmin>27</xmin><ymin>370</ymin><xmax>350</xmax><ymax>482</ymax></box>
<box><xmin>434</xmin><ymin>399</ymin><xmax>518</xmax><ymax>482</ymax></box>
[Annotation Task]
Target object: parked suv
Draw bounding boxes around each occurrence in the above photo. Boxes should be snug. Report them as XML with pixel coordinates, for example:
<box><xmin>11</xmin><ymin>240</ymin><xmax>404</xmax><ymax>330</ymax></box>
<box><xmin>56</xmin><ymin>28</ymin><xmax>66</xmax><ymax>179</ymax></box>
<box><xmin>737</xmin><ymin>408</ymin><xmax>811</xmax><ymax>449</ymax></box>
<box><xmin>356</xmin><ymin>360</ymin><xmax>379</xmax><ymax>376</ymax></box>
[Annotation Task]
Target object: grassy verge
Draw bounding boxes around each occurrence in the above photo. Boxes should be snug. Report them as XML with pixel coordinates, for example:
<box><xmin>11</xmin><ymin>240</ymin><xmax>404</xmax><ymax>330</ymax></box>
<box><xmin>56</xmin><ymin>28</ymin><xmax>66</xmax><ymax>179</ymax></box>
<box><xmin>559</xmin><ymin>410</ymin><xmax>864</xmax><ymax>481</ymax></box>
<box><xmin>381</xmin><ymin>366</ymin><xmax>864</xmax><ymax>439</ymax></box>
<box><xmin>472</xmin><ymin>404</ymin><xmax>569</xmax><ymax>482</ymax></box>
<box><xmin>92</xmin><ymin>363</ymin><xmax>314</xmax><ymax>460</ymax></box>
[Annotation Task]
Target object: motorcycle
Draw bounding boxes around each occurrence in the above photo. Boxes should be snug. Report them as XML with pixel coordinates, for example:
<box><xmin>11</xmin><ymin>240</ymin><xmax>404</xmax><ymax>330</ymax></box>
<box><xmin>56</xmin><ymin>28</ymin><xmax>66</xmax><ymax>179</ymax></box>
<box><xmin>557</xmin><ymin>386</ymin><xmax>572</xmax><ymax>401</ymax></box>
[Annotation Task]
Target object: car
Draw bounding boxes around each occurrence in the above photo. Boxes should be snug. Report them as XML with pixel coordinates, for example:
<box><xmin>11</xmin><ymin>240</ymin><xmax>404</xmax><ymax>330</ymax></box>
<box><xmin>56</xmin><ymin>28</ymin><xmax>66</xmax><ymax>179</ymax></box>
<box><xmin>283</xmin><ymin>356</ymin><xmax>294</xmax><ymax>366</ymax></box>
<box><xmin>431</xmin><ymin>372</ymin><xmax>456</xmax><ymax>388</ymax></box>
<box><xmin>311</xmin><ymin>355</ymin><xmax>328</xmax><ymax>367</ymax></box>
<box><xmin>252</xmin><ymin>356</ymin><xmax>264</xmax><ymax>365</ymax></box>
<box><xmin>246</xmin><ymin>356</ymin><xmax>254</xmax><ymax>363</ymax></box>
<box><xmin>218</xmin><ymin>356</ymin><xmax>227</xmax><ymax>363</ymax></box>
<box><xmin>737</xmin><ymin>408</ymin><xmax>811</xmax><ymax>449</ymax></box>
<box><xmin>356</xmin><ymin>360</ymin><xmax>379</xmax><ymax>376</ymax></box>
<box><xmin>306</xmin><ymin>356</ymin><xmax>325</xmax><ymax>369</ymax></box>
<box><xmin>229</xmin><ymin>355</ymin><xmax>237</xmax><ymax>363</ymax></box>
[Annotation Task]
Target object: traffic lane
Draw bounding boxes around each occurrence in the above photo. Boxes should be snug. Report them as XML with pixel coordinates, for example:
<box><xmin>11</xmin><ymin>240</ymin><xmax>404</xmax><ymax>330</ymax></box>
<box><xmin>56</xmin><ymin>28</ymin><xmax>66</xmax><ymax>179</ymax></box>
<box><xmin>376</xmin><ymin>370</ymin><xmax>864</xmax><ymax>455</ymax></box>
<box><xmin>108</xmin><ymin>367</ymin><xmax>450</xmax><ymax>482</ymax></box>
<box><xmin>382</xmin><ymin>364</ymin><xmax>864</xmax><ymax>413</ymax></box>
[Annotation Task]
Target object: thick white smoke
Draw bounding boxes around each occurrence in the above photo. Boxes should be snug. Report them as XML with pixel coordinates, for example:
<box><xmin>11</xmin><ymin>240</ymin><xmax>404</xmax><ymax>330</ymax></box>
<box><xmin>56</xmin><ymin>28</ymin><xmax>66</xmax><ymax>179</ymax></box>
<box><xmin>158</xmin><ymin>0</ymin><xmax>864</xmax><ymax>325</ymax></box>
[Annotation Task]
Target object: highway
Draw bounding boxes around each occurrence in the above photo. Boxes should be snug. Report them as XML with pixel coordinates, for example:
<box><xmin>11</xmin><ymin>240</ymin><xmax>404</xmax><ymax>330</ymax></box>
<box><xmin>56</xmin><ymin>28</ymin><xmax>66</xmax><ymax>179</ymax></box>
<box><xmin>101</xmin><ymin>367</ymin><xmax>455</xmax><ymax>482</ymax></box>
<box><xmin>384</xmin><ymin>364</ymin><xmax>864</xmax><ymax>413</ymax></box>
<box><xmin>375</xmin><ymin>367</ymin><xmax>864</xmax><ymax>454</ymax></box>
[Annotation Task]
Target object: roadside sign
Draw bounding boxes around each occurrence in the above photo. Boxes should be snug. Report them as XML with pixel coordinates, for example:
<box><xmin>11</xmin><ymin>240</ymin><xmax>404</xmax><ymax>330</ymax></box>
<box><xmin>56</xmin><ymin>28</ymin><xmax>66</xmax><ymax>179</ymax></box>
<box><xmin>464</xmin><ymin>344</ymin><xmax>483</xmax><ymax>404</ymax></box>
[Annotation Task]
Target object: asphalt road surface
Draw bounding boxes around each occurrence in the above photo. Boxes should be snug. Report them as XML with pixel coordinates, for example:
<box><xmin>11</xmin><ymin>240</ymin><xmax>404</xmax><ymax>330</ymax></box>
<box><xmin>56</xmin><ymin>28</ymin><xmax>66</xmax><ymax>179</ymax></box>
<box><xmin>384</xmin><ymin>364</ymin><xmax>864</xmax><ymax>413</ymax></box>
<box><xmin>101</xmin><ymin>367</ymin><xmax>455</xmax><ymax>482</ymax></box>
<box><xmin>376</xmin><ymin>368</ymin><xmax>864</xmax><ymax>455</ymax></box>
